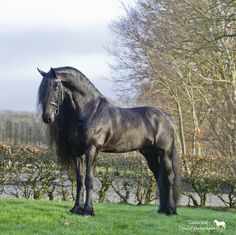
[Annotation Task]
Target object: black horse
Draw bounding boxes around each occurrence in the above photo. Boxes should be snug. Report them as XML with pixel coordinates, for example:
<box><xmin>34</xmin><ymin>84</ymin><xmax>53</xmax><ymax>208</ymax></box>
<box><xmin>37</xmin><ymin>67</ymin><xmax>180</xmax><ymax>216</ymax></box>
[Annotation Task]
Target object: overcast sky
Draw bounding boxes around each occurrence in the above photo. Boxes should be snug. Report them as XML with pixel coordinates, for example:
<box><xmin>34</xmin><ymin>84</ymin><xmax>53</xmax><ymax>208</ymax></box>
<box><xmin>0</xmin><ymin>0</ymin><xmax>134</xmax><ymax>111</ymax></box>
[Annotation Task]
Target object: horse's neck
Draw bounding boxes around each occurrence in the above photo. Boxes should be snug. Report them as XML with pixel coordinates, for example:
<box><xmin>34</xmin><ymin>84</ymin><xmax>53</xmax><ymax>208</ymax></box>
<box><xmin>62</xmin><ymin>74</ymin><xmax>104</xmax><ymax>117</ymax></box>
<box><xmin>70</xmin><ymin>90</ymin><xmax>100</xmax><ymax>116</ymax></box>
<box><xmin>69</xmin><ymin>73</ymin><xmax>102</xmax><ymax>98</ymax></box>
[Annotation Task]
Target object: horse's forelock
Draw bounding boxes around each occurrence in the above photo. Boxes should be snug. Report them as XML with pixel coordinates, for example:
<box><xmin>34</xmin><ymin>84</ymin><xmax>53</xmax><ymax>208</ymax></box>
<box><xmin>37</xmin><ymin>76</ymin><xmax>48</xmax><ymax>110</ymax></box>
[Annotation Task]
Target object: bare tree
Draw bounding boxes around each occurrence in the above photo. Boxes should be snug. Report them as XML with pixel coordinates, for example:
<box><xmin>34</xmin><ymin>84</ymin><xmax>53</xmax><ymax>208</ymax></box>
<box><xmin>109</xmin><ymin>0</ymin><xmax>236</xmax><ymax>176</ymax></box>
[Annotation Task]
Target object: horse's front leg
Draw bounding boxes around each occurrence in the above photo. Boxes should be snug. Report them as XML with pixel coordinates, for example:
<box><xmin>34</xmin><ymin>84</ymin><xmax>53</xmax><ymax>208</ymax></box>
<box><xmin>83</xmin><ymin>145</ymin><xmax>97</xmax><ymax>216</ymax></box>
<box><xmin>70</xmin><ymin>155</ymin><xmax>85</xmax><ymax>215</ymax></box>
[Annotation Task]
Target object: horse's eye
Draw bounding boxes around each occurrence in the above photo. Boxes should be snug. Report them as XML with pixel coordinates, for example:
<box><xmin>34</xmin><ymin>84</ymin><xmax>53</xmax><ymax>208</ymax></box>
<box><xmin>53</xmin><ymin>82</ymin><xmax>59</xmax><ymax>90</ymax></box>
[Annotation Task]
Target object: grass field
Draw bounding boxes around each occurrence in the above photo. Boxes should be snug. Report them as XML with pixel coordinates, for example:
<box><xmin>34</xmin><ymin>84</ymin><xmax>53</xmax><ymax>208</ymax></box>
<box><xmin>0</xmin><ymin>199</ymin><xmax>235</xmax><ymax>235</ymax></box>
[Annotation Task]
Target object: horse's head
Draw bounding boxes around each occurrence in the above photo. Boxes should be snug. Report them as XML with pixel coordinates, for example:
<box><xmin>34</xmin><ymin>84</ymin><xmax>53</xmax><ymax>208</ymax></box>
<box><xmin>37</xmin><ymin>68</ymin><xmax>64</xmax><ymax>124</ymax></box>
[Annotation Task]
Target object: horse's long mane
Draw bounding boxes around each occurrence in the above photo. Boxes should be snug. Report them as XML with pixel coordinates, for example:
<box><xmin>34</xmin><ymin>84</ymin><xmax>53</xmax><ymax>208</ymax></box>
<box><xmin>54</xmin><ymin>67</ymin><xmax>102</xmax><ymax>97</ymax></box>
<box><xmin>49</xmin><ymin>95</ymin><xmax>75</xmax><ymax>166</ymax></box>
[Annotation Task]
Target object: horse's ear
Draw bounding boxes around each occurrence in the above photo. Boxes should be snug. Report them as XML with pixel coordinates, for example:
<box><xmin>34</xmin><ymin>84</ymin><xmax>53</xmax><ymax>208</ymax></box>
<box><xmin>37</xmin><ymin>68</ymin><xmax>46</xmax><ymax>77</ymax></box>
<box><xmin>50</xmin><ymin>67</ymin><xmax>57</xmax><ymax>79</ymax></box>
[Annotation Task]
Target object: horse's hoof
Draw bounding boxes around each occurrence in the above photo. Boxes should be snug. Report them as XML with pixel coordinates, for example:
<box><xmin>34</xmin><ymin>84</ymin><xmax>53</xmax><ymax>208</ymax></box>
<box><xmin>157</xmin><ymin>208</ymin><xmax>165</xmax><ymax>214</ymax></box>
<box><xmin>158</xmin><ymin>207</ymin><xmax>177</xmax><ymax>216</ymax></box>
<box><xmin>83</xmin><ymin>207</ymin><xmax>95</xmax><ymax>216</ymax></box>
<box><xmin>166</xmin><ymin>206</ymin><xmax>177</xmax><ymax>216</ymax></box>
<box><xmin>69</xmin><ymin>206</ymin><xmax>84</xmax><ymax>215</ymax></box>
<box><xmin>83</xmin><ymin>211</ymin><xmax>95</xmax><ymax>216</ymax></box>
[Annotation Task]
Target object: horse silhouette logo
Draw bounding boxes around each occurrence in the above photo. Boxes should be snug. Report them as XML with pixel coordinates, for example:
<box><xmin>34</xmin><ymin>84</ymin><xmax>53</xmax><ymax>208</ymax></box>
<box><xmin>214</xmin><ymin>220</ymin><xmax>226</xmax><ymax>229</ymax></box>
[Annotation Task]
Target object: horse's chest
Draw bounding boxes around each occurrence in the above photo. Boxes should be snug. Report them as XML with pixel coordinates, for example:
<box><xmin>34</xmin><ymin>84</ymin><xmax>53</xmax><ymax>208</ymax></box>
<box><xmin>68</xmin><ymin>124</ymin><xmax>85</xmax><ymax>146</ymax></box>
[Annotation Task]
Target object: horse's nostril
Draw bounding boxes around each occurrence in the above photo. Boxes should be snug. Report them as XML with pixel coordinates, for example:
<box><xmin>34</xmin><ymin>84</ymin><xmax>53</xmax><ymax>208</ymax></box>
<box><xmin>47</xmin><ymin>116</ymin><xmax>52</xmax><ymax>123</ymax></box>
<box><xmin>42</xmin><ymin>114</ymin><xmax>52</xmax><ymax>124</ymax></box>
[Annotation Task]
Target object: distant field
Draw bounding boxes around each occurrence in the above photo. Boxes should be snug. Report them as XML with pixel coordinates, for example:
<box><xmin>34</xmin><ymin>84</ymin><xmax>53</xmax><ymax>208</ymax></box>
<box><xmin>0</xmin><ymin>199</ymin><xmax>235</xmax><ymax>235</ymax></box>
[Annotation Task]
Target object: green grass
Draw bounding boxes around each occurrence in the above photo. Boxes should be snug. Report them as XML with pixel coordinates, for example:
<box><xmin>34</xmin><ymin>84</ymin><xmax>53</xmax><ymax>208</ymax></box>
<box><xmin>0</xmin><ymin>199</ymin><xmax>235</xmax><ymax>235</ymax></box>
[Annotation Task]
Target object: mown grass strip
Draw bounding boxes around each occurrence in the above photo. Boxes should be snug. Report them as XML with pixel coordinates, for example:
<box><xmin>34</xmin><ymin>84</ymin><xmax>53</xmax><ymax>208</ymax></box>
<box><xmin>0</xmin><ymin>199</ymin><xmax>235</xmax><ymax>235</ymax></box>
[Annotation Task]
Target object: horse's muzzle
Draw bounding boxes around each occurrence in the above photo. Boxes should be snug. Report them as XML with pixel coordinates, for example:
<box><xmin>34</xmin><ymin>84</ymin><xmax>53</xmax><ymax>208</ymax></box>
<box><xmin>42</xmin><ymin>113</ymin><xmax>53</xmax><ymax>124</ymax></box>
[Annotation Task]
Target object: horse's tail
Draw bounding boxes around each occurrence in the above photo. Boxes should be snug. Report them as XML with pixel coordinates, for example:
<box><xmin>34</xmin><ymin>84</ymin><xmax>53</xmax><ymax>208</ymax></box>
<box><xmin>171</xmin><ymin>140</ymin><xmax>181</xmax><ymax>205</ymax></box>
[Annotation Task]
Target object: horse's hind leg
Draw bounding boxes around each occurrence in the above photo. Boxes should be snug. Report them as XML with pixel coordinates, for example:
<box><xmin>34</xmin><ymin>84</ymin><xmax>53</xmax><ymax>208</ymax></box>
<box><xmin>139</xmin><ymin>148</ymin><xmax>161</xmax><ymax>208</ymax></box>
<box><xmin>158</xmin><ymin>148</ymin><xmax>177</xmax><ymax>215</ymax></box>
<box><xmin>140</xmin><ymin>146</ymin><xmax>177</xmax><ymax>216</ymax></box>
